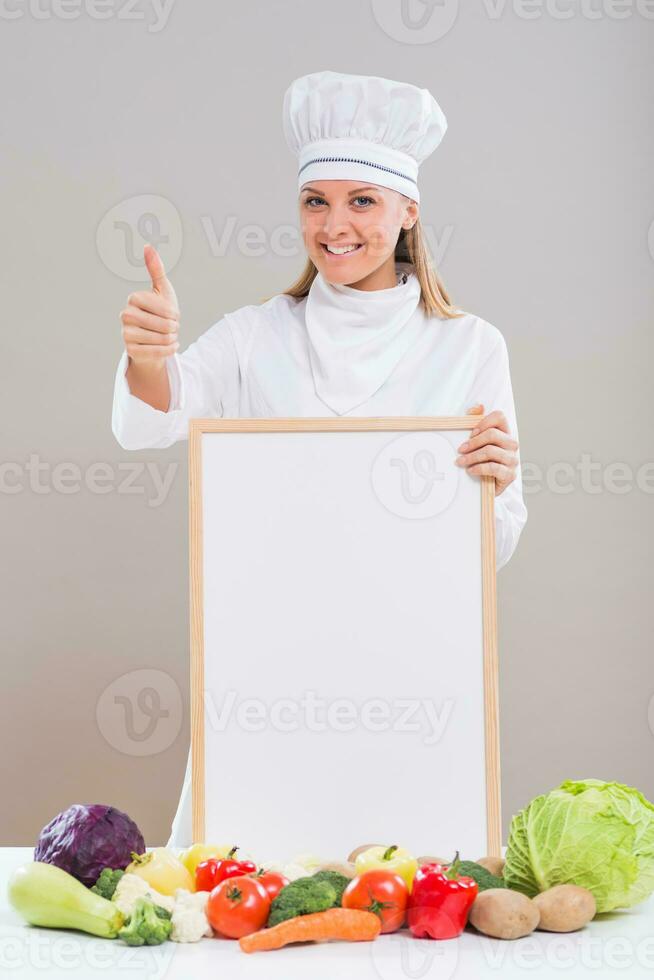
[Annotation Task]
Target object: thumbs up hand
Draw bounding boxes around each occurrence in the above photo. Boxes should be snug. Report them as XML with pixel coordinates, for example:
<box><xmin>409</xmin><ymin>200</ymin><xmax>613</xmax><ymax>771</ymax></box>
<box><xmin>120</xmin><ymin>244</ymin><xmax>180</xmax><ymax>367</ymax></box>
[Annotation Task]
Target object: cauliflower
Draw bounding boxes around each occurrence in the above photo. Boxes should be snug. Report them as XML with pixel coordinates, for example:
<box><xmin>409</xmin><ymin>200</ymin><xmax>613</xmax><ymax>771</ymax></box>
<box><xmin>112</xmin><ymin>873</ymin><xmax>175</xmax><ymax>918</ymax></box>
<box><xmin>170</xmin><ymin>889</ymin><xmax>213</xmax><ymax>943</ymax></box>
<box><xmin>114</xmin><ymin>876</ymin><xmax>213</xmax><ymax>943</ymax></box>
<box><xmin>259</xmin><ymin>858</ymin><xmax>315</xmax><ymax>882</ymax></box>
<box><xmin>291</xmin><ymin>853</ymin><xmax>326</xmax><ymax>873</ymax></box>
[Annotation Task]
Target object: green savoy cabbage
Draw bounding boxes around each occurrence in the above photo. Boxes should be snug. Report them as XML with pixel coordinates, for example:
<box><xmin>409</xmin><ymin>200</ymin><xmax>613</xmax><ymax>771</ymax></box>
<box><xmin>504</xmin><ymin>779</ymin><xmax>654</xmax><ymax>913</ymax></box>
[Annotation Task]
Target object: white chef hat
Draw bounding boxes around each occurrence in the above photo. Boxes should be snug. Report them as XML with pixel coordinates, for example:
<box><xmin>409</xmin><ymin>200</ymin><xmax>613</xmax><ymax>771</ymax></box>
<box><xmin>282</xmin><ymin>70</ymin><xmax>447</xmax><ymax>204</ymax></box>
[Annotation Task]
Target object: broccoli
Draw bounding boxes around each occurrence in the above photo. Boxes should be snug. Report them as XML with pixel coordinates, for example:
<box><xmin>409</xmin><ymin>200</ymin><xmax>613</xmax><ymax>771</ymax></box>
<box><xmin>458</xmin><ymin>860</ymin><xmax>506</xmax><ymax>892</ymax></box>
<box><xmin>311</xmin><ymin>870</ymin><xmax>350</xmax><ymax>905</ymax></box>
<box><xmin>90</xmin><ymin>868</ymin><xmax>124</xmax><ymax>900</ymax></box>
<box><xmin>268</xmin><ymin>877</ymin><xmax>337</xmax><ymax>927</ymax></box>
<box><xmin>117</xmin><ymin>897</ymin><xmax>172</xmax><ymax>945</ymax></box>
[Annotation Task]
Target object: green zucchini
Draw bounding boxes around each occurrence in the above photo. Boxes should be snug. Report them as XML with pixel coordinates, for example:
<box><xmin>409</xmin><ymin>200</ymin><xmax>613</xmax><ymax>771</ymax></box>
<box><xmin>8</xmin><ymin>862</ymin><xmax>125</xmax><ymax>938</ymax></box>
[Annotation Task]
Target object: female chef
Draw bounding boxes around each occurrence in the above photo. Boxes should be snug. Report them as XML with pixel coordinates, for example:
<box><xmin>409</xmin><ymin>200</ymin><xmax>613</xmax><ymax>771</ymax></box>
<box><xmin>111</xmin><ymin>71</ymin><xmax>527</xmax><ymax>847</ymax></box>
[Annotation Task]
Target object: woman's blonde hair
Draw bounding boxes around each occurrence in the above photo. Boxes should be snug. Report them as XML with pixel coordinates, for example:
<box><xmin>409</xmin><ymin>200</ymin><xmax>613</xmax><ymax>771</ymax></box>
<box><xmin>280</xmin><ymin>215</ymin><xmax>465</xmax><ymax>319</ymax></box>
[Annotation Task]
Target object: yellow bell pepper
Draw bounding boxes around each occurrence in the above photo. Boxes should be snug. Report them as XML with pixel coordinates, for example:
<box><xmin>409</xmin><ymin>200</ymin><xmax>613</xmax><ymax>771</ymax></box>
<box><xmin>126</xmin><ymin>848</ymin><xmax>195</xmax><ymax>895</ymax></box>
<box><xmin>354</xmin><ymin>844</ymin><xmax>419</xmax><ymax>890</ymax></box>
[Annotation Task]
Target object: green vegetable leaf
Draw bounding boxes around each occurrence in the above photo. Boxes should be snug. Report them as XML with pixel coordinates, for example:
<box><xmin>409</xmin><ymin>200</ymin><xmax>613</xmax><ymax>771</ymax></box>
<box><xmin>504</xmin><ymin>779</ymin><xmax>654</xmax><ymax>913</ymax></box>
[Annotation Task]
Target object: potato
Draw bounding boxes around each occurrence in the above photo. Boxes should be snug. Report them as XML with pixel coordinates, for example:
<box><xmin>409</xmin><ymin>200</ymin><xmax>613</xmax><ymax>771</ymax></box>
<box><xmin>533</xmin><ymin>885</ymin><xmax>596</xmax><ymax>932</ymax></box>
<box><xmin>347</xmin><ymin>844</ymin><xmax>384</xmax><ymax>863</ymax></box>
<box><xmin>475</xmin><ymin>856</ymin><xmax>505</xmax><ymax>877</ymax></box>
<box><xmin>468</xmin><ymin>888</ymin><xmax>540</xmax><ymax>940</ymax></box>
<box><xmin>416</xmin><ymin>855</ymin><xmax>449</xmax><ymax>866</ymax></box>
<box><xmin>314</xmin><ymin>860</ymin><xmax>356</xmax><ymax>879</ymax></box>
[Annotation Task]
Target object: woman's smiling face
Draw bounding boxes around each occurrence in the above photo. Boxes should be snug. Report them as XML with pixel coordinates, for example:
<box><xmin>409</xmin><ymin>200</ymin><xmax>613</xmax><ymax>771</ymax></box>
<box><xmin>299</xmin><ymin>180</ymin><xmax>418</xmax><ymax>288</ymax></box>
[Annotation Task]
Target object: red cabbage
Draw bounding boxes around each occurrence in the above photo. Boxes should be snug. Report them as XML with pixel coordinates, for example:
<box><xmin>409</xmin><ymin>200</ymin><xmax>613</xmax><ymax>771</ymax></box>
<box><xmin>34</xmin><ymin>804</ymin><xmax>145</xmax><ymax>887</ymax></box>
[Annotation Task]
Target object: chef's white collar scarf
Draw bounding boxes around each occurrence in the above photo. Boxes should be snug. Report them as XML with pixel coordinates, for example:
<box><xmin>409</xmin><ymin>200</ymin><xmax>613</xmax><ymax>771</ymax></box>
<box><xmin>305</xmin><ymin>262</ymin><xmax>423</xmax><ymax>415</ymax></box>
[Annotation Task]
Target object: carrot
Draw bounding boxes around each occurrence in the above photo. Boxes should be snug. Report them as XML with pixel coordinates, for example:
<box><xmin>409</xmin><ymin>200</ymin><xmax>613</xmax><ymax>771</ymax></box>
<box><xmin>239</xmin><ymin>908</ymin><xmax>381</xmax><ymax>953</ymax></box>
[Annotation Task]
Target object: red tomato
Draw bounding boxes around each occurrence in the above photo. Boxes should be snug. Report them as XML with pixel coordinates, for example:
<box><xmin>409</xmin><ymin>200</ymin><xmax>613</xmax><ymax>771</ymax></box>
<box><xmin>206</xmin><ymin>876</ymin><xmax>270</xmax><ymax>939</ymax></box>
<box><xmin>342</xmin><ymin>870</ymin><xmax>409</xmax><ymax>933</ymax></box>
<box><xmin>253</xmin><ymin>870</ymin><xmax>290</xmax><ymax>902</ymax></box>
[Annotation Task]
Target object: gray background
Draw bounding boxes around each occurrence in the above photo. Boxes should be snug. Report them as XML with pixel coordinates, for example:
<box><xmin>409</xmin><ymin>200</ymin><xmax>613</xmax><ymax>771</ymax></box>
<box><xmin>1</xmin><ymin>1</ymin><xmax>652</xmax><ymax>848</ymax></box>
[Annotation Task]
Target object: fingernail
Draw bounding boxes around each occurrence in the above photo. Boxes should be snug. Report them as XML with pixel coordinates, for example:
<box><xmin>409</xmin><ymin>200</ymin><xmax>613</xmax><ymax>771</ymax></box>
<box><xmin>458</xmin><ymin>441</ymin><xmax>469</xmax><ymax>451</ymax></box>
<box><xmin>470</xmin><ymin>428</ymin><xmax>479</xmax><ymax>436</ymax></box>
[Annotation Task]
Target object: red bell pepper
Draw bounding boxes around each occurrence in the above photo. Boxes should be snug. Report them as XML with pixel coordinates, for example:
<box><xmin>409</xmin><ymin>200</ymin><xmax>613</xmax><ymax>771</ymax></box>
<box><xmin>195</xmin><ymin>846</ymin><xmax>257</xmax><ymax>892</ymax></box>
<box><xmin>407</xmin><ymin>851</ymin><xmax>478</xmax><ymax>939</ymax></box>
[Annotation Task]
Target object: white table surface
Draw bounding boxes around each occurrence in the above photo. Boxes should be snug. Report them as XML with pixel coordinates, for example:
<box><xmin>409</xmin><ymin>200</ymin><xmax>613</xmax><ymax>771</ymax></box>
<box><xmin>2</xmin><ymin>847</ymin><xmax>654</xmax><ymax>979</ymax></box>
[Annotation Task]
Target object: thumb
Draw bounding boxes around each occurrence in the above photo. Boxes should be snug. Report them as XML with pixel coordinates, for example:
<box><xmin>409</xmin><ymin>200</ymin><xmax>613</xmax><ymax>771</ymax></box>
<box><xmin>144</xmin><ymin>244</ymin><xmax>176</xmax><ymax>301</ymax></box>
<box><xmin>466</xmin><ymin>403</ymin><xmax>484</xmax><ymax>416</ymax></box>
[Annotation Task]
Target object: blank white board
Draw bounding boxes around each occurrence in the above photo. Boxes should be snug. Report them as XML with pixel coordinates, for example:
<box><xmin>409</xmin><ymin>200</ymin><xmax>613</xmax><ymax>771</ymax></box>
<box><xmin>189</xmin><ymin>418</ymin><xmax>500</xmax><ymax>862</ymax></box>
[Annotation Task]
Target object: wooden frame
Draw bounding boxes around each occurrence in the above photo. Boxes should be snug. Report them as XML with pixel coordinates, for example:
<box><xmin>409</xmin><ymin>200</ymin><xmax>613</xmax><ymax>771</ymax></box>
<box><xmin>189</xmin><ymin>417</ymin><xmax>500</xmax><ymax>855</ymax></box>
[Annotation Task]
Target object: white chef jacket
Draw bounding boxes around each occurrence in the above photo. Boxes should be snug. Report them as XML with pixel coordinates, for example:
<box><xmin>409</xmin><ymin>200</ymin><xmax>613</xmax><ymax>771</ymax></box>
<box><xmin>111</xmin><ymin>286</ymin><xmax>528</xmax><ymax>849</ymax></box>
